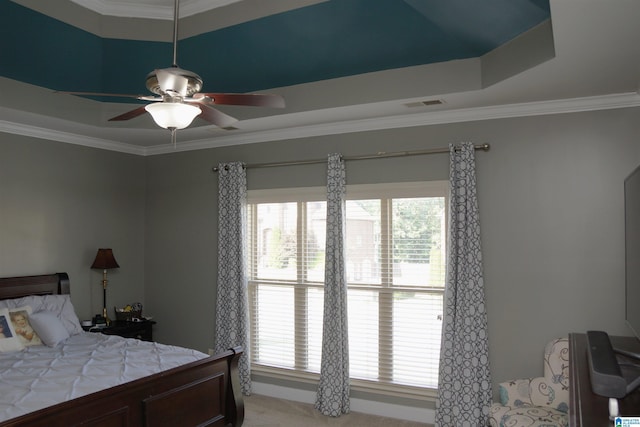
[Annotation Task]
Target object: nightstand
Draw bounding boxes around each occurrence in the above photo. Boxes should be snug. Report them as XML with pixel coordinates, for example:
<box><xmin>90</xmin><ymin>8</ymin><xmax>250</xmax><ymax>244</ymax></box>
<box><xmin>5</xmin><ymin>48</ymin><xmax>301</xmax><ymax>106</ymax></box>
<box><xmin>85</xmin><ymin>320</ymin><xmax>156</xmax><ymax>342</ymax></box>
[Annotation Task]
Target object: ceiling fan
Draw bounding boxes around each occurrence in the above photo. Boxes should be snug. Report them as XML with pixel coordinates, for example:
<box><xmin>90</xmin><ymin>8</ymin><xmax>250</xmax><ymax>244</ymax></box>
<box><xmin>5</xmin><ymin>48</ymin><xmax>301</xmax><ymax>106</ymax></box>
<box><xmin>58</xmin><ymin>0</ymin><xmax>285</xmax><ymax>145</ymax></box>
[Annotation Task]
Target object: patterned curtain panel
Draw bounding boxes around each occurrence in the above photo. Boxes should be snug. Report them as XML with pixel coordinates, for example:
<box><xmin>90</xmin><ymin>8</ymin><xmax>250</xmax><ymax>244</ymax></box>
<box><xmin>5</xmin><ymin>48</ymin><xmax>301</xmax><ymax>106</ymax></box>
<box><xmin>315</xmin><ymin>153</ymin><xmax>351</xmax><ymax>417</ymax></box>
<box><xmin>214</xmin><ymin>162</ymin><xmax>252</xmax><ymax>395</ymax></box>
<box><xmin>435</xmin><ymin>142</ymin><xmax>492</xmax><ymax>426</ymax></box>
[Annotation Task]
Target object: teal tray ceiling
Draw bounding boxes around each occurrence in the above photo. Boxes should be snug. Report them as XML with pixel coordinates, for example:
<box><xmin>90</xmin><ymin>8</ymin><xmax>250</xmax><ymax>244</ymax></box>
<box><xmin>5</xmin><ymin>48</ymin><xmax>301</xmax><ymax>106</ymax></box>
<box><xmin>1</xmin><ymin>0</ymin><xmax>550</xmax><ymax>98</ymax></box>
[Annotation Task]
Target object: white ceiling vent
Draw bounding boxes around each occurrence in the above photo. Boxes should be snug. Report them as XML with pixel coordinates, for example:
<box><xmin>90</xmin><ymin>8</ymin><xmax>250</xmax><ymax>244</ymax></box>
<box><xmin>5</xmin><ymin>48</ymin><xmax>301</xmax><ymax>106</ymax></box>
<box><xmin>404</xmin><ymin>99</ymin><xmax>444</xmax><ymax>108</ymax></box>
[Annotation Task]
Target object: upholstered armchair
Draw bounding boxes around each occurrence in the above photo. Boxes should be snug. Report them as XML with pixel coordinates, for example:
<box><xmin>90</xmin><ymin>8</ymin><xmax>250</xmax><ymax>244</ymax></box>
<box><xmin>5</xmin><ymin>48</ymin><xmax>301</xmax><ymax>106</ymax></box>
<box><xmin>488</xmin><ymin>337</ymin><xmax>569</xmax><ymax>427</ymax></box>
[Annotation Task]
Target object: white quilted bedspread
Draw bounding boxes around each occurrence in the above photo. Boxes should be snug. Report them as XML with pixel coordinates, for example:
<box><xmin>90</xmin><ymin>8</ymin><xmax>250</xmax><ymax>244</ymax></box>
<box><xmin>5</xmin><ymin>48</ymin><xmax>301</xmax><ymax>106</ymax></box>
<box><xmin>0</xmin><ymin>332</ymin><xmax>208</xmax><ymax>422</ymax></box>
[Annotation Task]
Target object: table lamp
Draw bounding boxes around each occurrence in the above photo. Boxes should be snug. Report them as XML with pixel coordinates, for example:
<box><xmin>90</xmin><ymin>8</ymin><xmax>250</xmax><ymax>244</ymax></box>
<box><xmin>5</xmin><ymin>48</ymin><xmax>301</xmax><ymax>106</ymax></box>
<box><xmin>91</xmin><ymin>248</ymin><xmax>120</xmax><ymax>326</ymax></box>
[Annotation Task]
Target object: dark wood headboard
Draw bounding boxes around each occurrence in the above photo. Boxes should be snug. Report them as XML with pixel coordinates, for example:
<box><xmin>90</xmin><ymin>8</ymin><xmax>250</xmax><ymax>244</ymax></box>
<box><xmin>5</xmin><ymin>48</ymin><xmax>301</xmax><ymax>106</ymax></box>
<box><xmin>0</xmin><ymin>272</ymin><xmax>70</xmax><ymax>300</ymax></box>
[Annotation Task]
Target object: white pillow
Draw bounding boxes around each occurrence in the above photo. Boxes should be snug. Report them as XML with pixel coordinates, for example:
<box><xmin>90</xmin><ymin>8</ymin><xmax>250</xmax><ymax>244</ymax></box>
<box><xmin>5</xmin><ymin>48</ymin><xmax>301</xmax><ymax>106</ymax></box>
<box><xmin>0</xmin><ymin>308</ymin><xmax>25</xmax><ymax>353</ymax></box>
<box><xmin>8</xmin><ymin>306</ymin><xmax>42</xmax><ymax>347</ymax></box>
<box><xmin>0</xmin><ymin>294</ymin><xmax>83</xmax><ymax>336</ymax></box>
<box><xmin>29</xmin><ymin>311</ymin><xmax>70</xmax><ymax>347</ymax></box>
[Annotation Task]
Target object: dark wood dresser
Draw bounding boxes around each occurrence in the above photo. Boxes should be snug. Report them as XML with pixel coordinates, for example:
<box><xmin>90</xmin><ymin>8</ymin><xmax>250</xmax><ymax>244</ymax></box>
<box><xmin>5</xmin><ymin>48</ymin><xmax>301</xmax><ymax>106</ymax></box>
<box><xmin>569</xmin><ymin>333</ymin><xmax>640</xmax><ymax>425</ymax></box>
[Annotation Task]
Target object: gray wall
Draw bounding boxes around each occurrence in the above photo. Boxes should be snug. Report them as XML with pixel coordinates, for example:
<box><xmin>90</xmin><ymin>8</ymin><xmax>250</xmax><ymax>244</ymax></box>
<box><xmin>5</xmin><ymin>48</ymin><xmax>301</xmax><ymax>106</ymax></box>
<box><xmin>0</xmin><ymin>134</ymin><xmax>146</xmax><ymax>321</ymax></box>
<box><xmin>1</xmin><ymin>106</ymin><xmax>639</xmax><ymax>403</ymax></box>
<box><xmin>144</xmin><ymin>107</ymin><xmax>640</xmax><ymax>398</ymax></box>
<box><xmin>143</xmin><ymin>126</ymin><xmax>451</xmax><ymax>352</ymax></box>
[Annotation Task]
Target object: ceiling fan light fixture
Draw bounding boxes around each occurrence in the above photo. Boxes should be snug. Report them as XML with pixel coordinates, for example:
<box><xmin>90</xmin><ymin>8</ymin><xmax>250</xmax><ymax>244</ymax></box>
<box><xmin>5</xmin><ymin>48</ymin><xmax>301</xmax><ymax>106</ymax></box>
<box><xmin>58</xmin><ymin>0</ymin><xmax>284</xmax><ymax>140</ymax></box>
<box><xmin>145</xmin><ymin>102</ymin><xmax>201</xmax><ymax>129</ymax></box>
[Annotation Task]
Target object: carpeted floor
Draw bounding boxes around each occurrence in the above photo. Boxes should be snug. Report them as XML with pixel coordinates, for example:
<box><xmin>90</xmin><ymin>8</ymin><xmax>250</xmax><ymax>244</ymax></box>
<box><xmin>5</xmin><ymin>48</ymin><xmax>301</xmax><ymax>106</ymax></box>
<box><xmin>243</xmin><ymin>394</ymin><xmax>431</xmax><ymax>427</ymax></box>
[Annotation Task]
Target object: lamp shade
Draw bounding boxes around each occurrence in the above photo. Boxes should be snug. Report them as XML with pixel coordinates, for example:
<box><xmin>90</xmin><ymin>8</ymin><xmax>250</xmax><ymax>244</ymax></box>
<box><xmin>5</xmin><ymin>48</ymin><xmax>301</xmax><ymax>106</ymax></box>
<box><xmin>91</xmin><ymin>248</ymin><xmax>120</xmax><ymax>270</ymax></box>
<box><xmin>145</xmin><ymin>102</ymin><xmax>201</xmax><ymax>129</ymax></box>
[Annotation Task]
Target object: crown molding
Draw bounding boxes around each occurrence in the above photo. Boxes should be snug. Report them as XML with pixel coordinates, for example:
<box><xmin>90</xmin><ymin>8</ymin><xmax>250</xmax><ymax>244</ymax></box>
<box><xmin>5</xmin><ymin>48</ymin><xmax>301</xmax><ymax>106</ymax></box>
<box><xmin>2</xmin><ymin>92</ymin><xmax>639</xmax><ymax>157</ymax></box>
<box><xmin>144</xmin><ymin>92</ymin><xmax>640</xmax><ymax>155</ymax></box>
<box><xmin>0</xmin><ymin>120</ymin><xmax>146</xmax><ymax>155</ymax></box>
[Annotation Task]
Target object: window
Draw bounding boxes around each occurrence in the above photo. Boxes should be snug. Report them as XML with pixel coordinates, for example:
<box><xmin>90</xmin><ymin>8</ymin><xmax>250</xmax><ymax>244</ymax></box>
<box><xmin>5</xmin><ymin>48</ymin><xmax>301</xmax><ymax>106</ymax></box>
<box><xmin>247</xmin><ymin>182</ymin><xmax>447</xmax><ymax>395</ymax></box>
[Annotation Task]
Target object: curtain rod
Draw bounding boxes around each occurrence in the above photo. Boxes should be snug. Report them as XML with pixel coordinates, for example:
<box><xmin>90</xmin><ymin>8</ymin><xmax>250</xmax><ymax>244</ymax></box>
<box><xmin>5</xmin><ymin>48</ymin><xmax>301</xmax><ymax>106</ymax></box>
<box><xmin>212</xmin><ymin>143</ymin><xmax>490</xmax><ymax>172</ymax></box>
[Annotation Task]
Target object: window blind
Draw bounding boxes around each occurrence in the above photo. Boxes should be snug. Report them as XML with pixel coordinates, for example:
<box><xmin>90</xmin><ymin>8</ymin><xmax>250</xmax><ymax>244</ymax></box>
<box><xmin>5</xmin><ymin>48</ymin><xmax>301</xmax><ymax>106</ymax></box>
<box><xmin>248</xmin><ymin>182</ymin><xmax>448</xmax><ymax>392</ymax></box>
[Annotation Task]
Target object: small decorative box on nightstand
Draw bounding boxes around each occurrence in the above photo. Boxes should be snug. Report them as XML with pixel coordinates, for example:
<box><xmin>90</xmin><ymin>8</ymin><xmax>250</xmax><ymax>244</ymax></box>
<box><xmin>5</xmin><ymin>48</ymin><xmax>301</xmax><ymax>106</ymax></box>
<box><xmin>85</xmin><ymin>320</ymin><xmax>156</xmax><ymax>342</ymax></box>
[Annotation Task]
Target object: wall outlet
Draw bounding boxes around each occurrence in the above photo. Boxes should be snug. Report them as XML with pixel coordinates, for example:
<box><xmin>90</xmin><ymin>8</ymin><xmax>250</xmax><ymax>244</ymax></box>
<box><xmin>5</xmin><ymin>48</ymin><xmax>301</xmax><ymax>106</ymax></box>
<box><xmin>208</xmin><ymin>348</ymin><xmax>214</xmax><ymax>356</ymax></box>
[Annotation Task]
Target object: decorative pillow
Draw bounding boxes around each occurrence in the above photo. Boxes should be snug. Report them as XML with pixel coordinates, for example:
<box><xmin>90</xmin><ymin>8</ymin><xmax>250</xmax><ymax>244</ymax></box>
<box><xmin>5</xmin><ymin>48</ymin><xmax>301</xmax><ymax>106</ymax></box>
<box><xmin>0</xmin><ymin>294</ymin><xmax>83</xmax><ymax>336</ymax></box>
<box><xmin>8</xmin><ymin>306</ymin><xmax>42</xmax><ymax>346</ymax></box>
<box><xmin>29</xmin><ymin>311</ymin><xmax>70</xmax><ymax>347</ymax></box>
<box><xmin>0</xmin><ymin>308</ymin><xmax>25</xmax><ymax>352</ymax></box>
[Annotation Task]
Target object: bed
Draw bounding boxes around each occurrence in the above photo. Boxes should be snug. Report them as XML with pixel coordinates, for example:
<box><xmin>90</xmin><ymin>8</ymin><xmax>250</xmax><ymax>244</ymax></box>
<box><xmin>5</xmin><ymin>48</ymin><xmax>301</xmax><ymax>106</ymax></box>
<box><xmin>0</xmin><ymin>272</ymin><xmax>244</xmax><ymax>427</ymax></box>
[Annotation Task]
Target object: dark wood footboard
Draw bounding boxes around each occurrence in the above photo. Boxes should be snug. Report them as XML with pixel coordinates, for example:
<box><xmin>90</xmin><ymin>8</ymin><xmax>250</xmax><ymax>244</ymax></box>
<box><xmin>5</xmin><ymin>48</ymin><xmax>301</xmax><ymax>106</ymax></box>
<box><xmin>0</xmin><ymin>346</ymin><xmax>244</xmax><ymax>427</ymax></box>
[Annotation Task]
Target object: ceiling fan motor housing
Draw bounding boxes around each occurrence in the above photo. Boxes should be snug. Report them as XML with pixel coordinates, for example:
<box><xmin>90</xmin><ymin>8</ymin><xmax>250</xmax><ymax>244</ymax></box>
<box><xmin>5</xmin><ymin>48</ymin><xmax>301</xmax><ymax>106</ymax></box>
<box><xmin>145</xmin><ymin>67</ymin><xmax>203</xmax><ymax>96</ymax></box>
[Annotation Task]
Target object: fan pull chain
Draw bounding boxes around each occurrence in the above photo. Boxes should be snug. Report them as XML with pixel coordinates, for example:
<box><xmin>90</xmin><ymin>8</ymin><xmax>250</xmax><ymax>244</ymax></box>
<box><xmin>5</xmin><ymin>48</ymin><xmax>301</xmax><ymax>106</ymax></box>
<box><xmin>170</xmin><ymin>128</ymin><xmax>177</xmax><ymax>148</ymax></box>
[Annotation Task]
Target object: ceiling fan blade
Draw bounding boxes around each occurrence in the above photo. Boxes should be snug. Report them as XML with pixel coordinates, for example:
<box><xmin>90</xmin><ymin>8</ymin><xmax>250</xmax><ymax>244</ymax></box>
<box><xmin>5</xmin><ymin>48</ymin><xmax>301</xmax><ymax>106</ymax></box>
<box><xmin>156</xmin><ymin>68</ymin><xmax>189</xmax><ymax>97</ymax></box>
<box><xmin>188</xmin><ymin>103</ymin><xmax>238</xmax><ymax>128</ymax></box>
<box><xmin>57</xmin><ymin>91</ymin><xmax>161</xmax><ymax>102</ymax></box>
<box><xmin>108</xmin><ymin>105</ymin><xmax>149</xmax><ymax>122</ymax></box>
<box><xmin>195</xmin><ymin>93</ymin><xmax>285</xmax><ymax>108</ymax></box>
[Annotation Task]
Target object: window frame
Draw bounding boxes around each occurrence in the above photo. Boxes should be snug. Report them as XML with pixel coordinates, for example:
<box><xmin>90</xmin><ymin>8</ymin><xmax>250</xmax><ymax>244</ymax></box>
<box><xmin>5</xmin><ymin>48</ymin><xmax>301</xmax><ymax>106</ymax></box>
<box><xmin>247</xmin><ymin>181</ymin><xmax>449</xmax><ymax>400</ymax></box>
